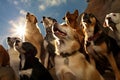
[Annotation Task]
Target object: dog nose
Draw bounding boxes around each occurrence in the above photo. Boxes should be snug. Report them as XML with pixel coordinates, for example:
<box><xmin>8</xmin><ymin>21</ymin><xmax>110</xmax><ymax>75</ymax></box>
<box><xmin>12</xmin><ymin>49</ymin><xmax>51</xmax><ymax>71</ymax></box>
<box><xmin>106</xmin><ymin>17</ymin><xmax>111</xmax><ymax>21</ymax></box>
<box><xmin>16</xmin><ymin>40</ymin><xmax>20</xmax><ymax>43</ymax></box>
<box><xmin>43</xmin><ymin>16</ymin><xmax>45</xmax><ymax>19</ymax></box>
<box><xmin>7</xmin><ymin>37</ymin><xmax>10</xmax><ymax>41</ymax></box>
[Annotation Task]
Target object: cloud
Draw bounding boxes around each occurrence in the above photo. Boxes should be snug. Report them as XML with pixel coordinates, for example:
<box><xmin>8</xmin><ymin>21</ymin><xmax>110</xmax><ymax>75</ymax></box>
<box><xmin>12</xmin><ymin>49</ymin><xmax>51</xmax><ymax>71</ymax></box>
<box><xmin>38</xmin><ymin>0</ymin><xmax>67</xmax><ymax>10</ymax></box>
<box><xmin>20</xmin><ymin>9</ymin><xmax>27</xmax><ymax>15</ymax></box>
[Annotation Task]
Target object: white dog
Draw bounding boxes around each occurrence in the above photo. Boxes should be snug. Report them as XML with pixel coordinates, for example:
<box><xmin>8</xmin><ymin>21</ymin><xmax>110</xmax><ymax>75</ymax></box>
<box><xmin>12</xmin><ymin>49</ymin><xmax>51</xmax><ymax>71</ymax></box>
<box><xmin>7</xmin><ymin>37</ymin><xmax>22</xmax><ymax>79</ymax></box>
<box><xmin>24</xmin><ymin>12</ymin><xmax>44</xmax><ymax>60</ymax></box>
<box><xmin>104</xmin><ymin>13</ymin><xmax>120</xmax><ymax>46</ymax></box>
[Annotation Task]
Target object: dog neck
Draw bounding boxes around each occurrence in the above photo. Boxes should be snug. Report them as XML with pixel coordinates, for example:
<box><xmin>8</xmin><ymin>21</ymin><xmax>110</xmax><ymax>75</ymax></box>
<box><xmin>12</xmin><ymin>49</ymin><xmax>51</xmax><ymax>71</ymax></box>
<box><xmin>60</xmin><ymin>50</ymin><xmax>78</xmax><ymax>57</ymax></box>
<box><xmin>88</xmin><ymin>30</ymin><xmax>102</xmax><ymax>41</ymax></box>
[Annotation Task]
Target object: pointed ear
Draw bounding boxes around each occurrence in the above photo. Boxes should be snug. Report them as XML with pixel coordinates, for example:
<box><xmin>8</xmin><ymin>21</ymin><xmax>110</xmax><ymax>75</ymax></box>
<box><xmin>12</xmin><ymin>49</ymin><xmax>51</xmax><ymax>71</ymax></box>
<box><xmin>74</xmin><ymin>10</ymin><xmax>79</xmax><ymax>16</ymax></box>
<box><xmin>66</xmin><ymin>11</ymin><xmax>70</xmax><ymax>17</ymax></box>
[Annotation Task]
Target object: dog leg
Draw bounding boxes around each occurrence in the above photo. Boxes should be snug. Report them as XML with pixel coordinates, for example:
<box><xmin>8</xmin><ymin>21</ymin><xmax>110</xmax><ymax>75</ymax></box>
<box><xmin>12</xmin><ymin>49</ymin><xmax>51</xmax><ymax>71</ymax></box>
<box><xmin>19</xmin><ymin>69</ymin><xmax>32</xmax><ymax>78</ymax></box>
<box><xmin>44</xmin><ymin>52</ymin><xmax>49</xmax><ymax>68</ymax></box>
<box><xmin>106</xmin><ymin>53</ymin><xmax>120</xmax><ymax>80</ymax></box>
<box><xmin>63</xmin><ymin>72</ymin><xmax>77</xmax><ymax>80</ymax></box>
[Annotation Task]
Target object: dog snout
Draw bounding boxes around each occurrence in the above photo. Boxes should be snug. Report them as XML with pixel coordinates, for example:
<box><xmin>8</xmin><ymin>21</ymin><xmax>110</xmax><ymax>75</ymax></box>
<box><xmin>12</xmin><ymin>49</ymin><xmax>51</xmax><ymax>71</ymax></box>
<box><xmin>43</xmin><ymin>16</ymin><xmax>45</xmax><ymax>19</ymax></box>
<box><xmin>7</xmin><ymin>37</ymin><xmax>11</xmax><ymax>41</ymax></box>
<box><xmin>15</xmin><ymin>40</ymin><xmax>20</xmax><ymax>44</ymax></box>
<box><xmin>106</xmin><ymin>17</ymin><xmax>111</xmax><ymax>21</ymax></box>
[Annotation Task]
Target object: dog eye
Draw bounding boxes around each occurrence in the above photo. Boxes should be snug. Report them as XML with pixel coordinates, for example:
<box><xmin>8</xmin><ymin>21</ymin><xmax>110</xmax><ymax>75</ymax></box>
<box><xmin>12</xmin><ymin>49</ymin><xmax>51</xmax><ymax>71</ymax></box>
<box><xmin>113</xmin><ymin>14</ymin><xmax>116</xmax><ymax>16</ymax></box>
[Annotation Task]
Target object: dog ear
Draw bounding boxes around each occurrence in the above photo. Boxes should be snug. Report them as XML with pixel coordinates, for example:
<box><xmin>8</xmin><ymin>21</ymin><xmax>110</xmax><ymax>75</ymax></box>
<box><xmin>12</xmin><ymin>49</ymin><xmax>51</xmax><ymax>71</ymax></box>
<box><xmin>66</xmin><ymin>11</ymin><xmax>70</xmax><ymax>17</ymax></box>
<box><xmin>34</xmin><ymin>17</ymin><xmax>38</xmax><ymax>24</ymax></box>
<box><xmin>74</xmin><ymin>9</ymin><xmax>79</xmax><ymax>17</ymax></box>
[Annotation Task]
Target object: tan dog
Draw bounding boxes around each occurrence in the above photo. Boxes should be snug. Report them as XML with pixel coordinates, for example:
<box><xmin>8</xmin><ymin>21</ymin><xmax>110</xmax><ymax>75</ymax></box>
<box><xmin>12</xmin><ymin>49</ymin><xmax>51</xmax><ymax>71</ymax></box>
<box><xmin>52</xmin><ymin>23</ymin><xmax>104</xmax><ymax>80</ymax></box>
<box><xmin>81</xmin><ymin>13</ymin><xmax>120</xmax><ymax>80</ymax></box>
<box><xmin>24</xmin><ymin>12</ymin><xmax>43</xmax><ymax>60</ymax></box>
<box><xmin>63</xmin><ymin>10</ymin><xmax>89</xmax><ymax>61</ymax></box>
<box><xmin>0</xmin><ymin>45</ymin><xmax>18</xmax><ymax>80</ymax></box>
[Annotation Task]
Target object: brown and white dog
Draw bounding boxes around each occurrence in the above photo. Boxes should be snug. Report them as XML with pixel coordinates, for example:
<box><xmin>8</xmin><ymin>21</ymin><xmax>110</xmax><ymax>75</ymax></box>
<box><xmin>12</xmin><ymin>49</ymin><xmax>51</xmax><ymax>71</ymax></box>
<box><xmin>104</xmin><ymin>13</ymin><xmax>120</xmax><ymax>47</ymax></box>
<box><xmin>0</xmin><ymin>45</ymin><xmax>18</xmax><ymax>80</ymax></box>
<box><xmin>14</xmin><ymin>40</ymin><xmax>53</xmax><ymax>80</ymax></box>
<box><xmin>63</xmin><ymin>10</ymin><xmax>89</xmax><ymax>60</ymax></box>
<box><xmin>81</xmin><ymin>13</ymin><xmax>120</xmax><ymax>80</ymax></box>
<box><xmin>24</xmin><ymin>12</ymin><xmax>44</xmax><ymax>60</ymax></box>
<box><xmin>41</xmin><ymin>16</ymin><xmax>56</xmax><ymax>69</ymax></box>
<box><xmin>7</xmin><ymin>37</ymin><xmax>22</xmax><ymax>79</ymax></box>
<box><xmin>52</xmin><ymin>22</ymin><xmax>104</xmax><ymax>80</ymax></box>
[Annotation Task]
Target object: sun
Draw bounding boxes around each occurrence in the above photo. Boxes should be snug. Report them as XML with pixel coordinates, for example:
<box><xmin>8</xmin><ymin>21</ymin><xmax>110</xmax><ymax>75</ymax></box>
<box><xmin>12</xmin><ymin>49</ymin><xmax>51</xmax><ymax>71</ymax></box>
<box><xmin>10</xmin><ymin>20</ymin><xmax>26</xmax><ymax>39</ymax></box>
<box><xmin>15</xmin><ymin>25</ymin><xmax>25</xmax><ymax>37</ymax></box>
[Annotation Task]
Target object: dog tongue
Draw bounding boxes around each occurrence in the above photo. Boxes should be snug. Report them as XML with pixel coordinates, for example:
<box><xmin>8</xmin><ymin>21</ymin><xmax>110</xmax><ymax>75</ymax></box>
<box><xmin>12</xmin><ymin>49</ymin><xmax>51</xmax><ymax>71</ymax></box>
<box><xmin>55</xmin><ymin>30</ymin><xmax>66</xmax><ymax>36</ymax></box>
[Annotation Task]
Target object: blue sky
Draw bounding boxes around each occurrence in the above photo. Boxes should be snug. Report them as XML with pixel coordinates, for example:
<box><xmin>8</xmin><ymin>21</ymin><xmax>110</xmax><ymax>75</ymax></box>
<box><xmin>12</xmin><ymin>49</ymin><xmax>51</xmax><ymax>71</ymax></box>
<box><xmin>0</xmin><ymin>0</ymin><xmax>87</xmax><ymax>48</ymax></box>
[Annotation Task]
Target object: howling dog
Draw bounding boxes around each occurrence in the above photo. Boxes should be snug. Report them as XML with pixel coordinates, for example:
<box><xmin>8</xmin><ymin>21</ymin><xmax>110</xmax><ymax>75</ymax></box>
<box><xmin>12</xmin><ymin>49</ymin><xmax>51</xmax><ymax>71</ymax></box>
<box><xmin>24</xmin><ymin>12</ymin><xmax>43</xmax><ymax>60</ymax></box>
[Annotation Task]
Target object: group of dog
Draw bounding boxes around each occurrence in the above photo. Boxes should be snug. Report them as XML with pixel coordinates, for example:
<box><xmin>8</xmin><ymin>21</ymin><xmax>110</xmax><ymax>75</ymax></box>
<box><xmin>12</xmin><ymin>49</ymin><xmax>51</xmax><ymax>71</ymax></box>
<box><xmin>0</xmin><ymin>9</ymin><xmax>120</xmax><ymax>80</ymax></box>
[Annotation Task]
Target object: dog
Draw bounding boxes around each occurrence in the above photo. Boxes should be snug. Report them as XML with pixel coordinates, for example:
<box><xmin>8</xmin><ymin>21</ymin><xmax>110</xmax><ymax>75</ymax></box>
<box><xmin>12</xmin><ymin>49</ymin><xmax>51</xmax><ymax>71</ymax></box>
<box><xmin>81</xmin><ymin>13</ymin><xmax>120</xmax><ymax>80</ymax></box>
<box><xmin>0</xmin><ymin>66</ymin><xmax>18</xmax><ymax>80</ymax></box>
<box><xmin>104</xmin><ymin>12</ymin><xmax>120</xmax><ymax>47</ymax></box>
<box><xmin>0</xmin><ymin>44</ymin><xmax>18</xmax><ymax>80</ymax></box>
<box><xmin>14</xmin><ymin>40</ymin><xmax>53</xmax><ymax>80</ymax></box>
<box><xmin>0</xmin><ymin>44</ymin><xmax>10</xmax><ymax>67</ymax></box>
<box><xmin>24</xmin><ymin>12</ymin><xmax>44</xmax><ymax>60</ymax></box>
<box><xmin>63</xmin><ymin>10</ymin><xmax>89</xmax><ymax>60</ymax></box>
<box><xmin>7</xmin><ymin>37</ymin><xmax>22</xmax><ymax>79</ymax></box>
<box><xmin>41</xmin><ymin>16</ymin><xmax>56</xmax><ymax>69</ymax></box>
<box><xmin>52</xmin><ymin>22</ymin><xmax>104</xmax><ymax>80</ymax></box>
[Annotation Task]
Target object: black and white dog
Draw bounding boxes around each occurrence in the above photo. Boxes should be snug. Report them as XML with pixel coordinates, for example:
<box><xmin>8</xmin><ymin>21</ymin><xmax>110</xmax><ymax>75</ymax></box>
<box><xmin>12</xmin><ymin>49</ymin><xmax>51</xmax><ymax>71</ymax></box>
<box><xmin>14</xmin><ymin>40</ymin><xmax>53</xmax><ymax>80</ymax></box>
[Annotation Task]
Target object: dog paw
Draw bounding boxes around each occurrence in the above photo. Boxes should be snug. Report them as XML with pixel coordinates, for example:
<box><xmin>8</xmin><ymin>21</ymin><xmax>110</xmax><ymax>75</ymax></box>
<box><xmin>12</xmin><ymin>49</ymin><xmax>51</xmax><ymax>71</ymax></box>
<box><xmin>19</xmin><ymin>69</ymin><xmax>32</xmax><ymax>78</ymax></box>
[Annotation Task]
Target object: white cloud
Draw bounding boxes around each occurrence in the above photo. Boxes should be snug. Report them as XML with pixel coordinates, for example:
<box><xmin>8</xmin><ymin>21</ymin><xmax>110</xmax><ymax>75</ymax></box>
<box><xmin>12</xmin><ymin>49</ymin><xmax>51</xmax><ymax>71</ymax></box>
<box><xmin>38</xmin><ymin>0</ymin><xmax>67</xmax><ymax>10</ymax></box>
<box><xmin>20</xmin><ymin>9</ymin><xmax>27</xmax><ymax>15</ymax></box>
<box><xmin>13</xmin><ymin>0</ymin><xmax>18</xmax><ymax>5</ymax></box>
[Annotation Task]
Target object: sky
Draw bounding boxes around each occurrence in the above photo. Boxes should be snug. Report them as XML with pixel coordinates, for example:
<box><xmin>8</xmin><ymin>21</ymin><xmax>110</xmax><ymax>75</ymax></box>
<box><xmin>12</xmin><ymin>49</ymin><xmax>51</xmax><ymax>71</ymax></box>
<box><xmin>0</xmin><ymin>0</ymin><xmax>88</xmax><ymax>48</ymax></box>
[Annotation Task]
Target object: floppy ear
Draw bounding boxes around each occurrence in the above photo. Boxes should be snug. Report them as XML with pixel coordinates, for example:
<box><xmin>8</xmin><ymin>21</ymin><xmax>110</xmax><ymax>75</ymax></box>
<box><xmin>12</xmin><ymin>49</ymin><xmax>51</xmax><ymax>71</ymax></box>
<box><xmin>34</xmin><ymin>17</ymin><xmax>38</xmax><ymax>23</ymax></box>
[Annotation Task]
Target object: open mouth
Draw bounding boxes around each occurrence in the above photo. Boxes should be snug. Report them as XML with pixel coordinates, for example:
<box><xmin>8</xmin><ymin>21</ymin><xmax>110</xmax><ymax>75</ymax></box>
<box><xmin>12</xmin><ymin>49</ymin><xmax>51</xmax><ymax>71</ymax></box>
<box><xmin>53</xmin><ymin>24</ymin><xmax>67</xmax><ymax>37</ymax></box>
<box><xmin>104</xmin><ymin>18</ymin><xmax>116</xmax><ymax>31</ymax></box>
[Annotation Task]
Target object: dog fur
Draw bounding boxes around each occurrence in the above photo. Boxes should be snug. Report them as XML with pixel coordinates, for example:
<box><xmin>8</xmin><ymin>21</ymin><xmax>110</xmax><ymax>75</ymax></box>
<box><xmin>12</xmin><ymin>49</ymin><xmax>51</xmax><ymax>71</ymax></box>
<box><xmin>52</xmin><ymin>22</ymin><xmax>104</xmax><ymax>80</ymax></box>
<box><xmin>81</xmin><ymin>13</ymin><xmax>120</xmax><ymax>80</ymax></box>
<box><xmin>0</xmin><ymin>66</ymin><xmax>18</xmax><ymax>80</ymax></box>
<box><xmin>7</xmin><ymin>37</ymin><xmax>21</xmax><ymax>79</ymax></box>
<box><xmin>24</xmin><ymin>12</ymin><xmax>43</xmax><ymax>60</ymax></box>
<box><xmin>0</xmin><ymin>44</ymin><xmax>10</xmax><ymax>66</ymax></box>
<box><xmin>0</xmin><ymin>45</ymin><xmax>18</xmax><ymax>80</ymax></box>
<box><xmin>14</xmin><ymin>40</ymin><xmax>53</xmax><ymax>80</ymax></box>
<box><xmin>63</xmin><ymin>10</ymin><xmax>89</xmax><ymax>60</ymax></box>
<box><xmin>41</xmin><ymin>16</ymin><xmax>56</xmax><ymax>69</ymax></box>
<box><xmin>104</xmin><ymin>12</ymin><xmax>120</xmax><ymax>47</ymax></box>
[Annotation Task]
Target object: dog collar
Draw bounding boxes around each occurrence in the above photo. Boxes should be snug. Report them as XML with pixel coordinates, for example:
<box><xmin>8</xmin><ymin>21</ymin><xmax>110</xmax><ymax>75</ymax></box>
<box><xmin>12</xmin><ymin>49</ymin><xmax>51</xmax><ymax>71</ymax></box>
<box><xmin>60</xmin><ymin>50</ymin><xmax>78</xmax><ymax>57</ymax></box>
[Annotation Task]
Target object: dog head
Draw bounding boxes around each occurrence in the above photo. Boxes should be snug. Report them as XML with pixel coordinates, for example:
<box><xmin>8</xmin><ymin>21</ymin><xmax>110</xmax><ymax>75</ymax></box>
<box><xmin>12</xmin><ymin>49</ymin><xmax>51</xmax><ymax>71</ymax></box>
<box><xmin>52</xmin><ymin>23</ymin><xmax>80</xmax><ymax>55</ymax></box>
<box><xmin>103</xmin><ymin>13</ymin><xmax>120</xmax><ymax>31</ymax></box>
<box><xmin>7</xmin><ymin>37</ymin><xmax>22</xmax><ymax>48</ymax></box>
<box><xmin>63</xmin><ymin>10</ymin><xmax>79</xmax><ymax>28</ymax></box>
<box><xmin>41</xmin><ymin>16</ymin><xmax>57</xmax><ymax>28</ymax></box>
<box><xmin>81</xmin><ymin>13</ymin><xmax>103</xmax><ymax>39</ymax></box>
<box><xmin>15</xmin><ymin>41</ymin><xmax>37</xmax><ymax>57</ymax></box>
<box><xmin>26</xmin><ymin>12</ymin><xmax>38</xmax><ymax>24</ymax></box>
